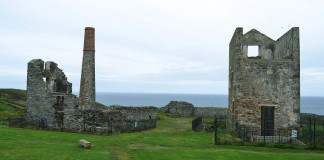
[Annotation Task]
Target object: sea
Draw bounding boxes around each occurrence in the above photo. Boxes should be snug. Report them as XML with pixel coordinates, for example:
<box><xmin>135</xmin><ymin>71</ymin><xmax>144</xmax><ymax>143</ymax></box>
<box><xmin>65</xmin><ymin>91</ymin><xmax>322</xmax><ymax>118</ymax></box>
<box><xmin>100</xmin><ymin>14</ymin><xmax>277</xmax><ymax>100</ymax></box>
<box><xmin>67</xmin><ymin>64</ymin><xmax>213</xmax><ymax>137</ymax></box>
<box><xmin>96</xmin><ymin>92</ymin><xmax>324</xmax><ymax>115</ymax></box>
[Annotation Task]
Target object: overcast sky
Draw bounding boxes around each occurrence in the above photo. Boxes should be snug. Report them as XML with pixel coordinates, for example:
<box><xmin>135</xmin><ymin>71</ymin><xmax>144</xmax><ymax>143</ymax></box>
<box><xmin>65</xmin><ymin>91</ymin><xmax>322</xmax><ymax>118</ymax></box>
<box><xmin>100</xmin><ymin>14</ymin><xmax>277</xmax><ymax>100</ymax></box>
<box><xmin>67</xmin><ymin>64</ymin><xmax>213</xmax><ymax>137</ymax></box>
<box><xmin>0</xmin><ymin>0</ymin><xmax>324</xmax><ymax>96</ymax></box>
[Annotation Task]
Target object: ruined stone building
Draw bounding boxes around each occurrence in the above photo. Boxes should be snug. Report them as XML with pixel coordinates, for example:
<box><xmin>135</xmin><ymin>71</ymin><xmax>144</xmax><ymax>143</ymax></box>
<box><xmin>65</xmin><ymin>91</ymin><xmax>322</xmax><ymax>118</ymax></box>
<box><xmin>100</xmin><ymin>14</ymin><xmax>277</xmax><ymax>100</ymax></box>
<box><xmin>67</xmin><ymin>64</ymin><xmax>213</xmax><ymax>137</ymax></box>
<box><xmin>228</xmin><ymin>27</ymin><xmax>300</xmax><ymax>136</ymax></box>
<box><xmin>25</xmin><ymin>27</ymin><xmax>157</xmax><ymax>133</ymax></box>
<box><xmin>26</xmin><ymin>60</ymin><xmax>80</xmax><ymax>130</ymax></box>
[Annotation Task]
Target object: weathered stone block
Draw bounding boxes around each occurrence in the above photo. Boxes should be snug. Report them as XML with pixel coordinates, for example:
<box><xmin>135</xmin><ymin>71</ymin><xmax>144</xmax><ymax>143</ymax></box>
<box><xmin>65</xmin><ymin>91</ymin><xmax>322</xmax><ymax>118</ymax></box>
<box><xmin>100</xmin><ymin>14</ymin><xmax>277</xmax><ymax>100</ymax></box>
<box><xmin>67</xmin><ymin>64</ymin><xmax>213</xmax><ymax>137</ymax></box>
<box><xmin>79</xmin><ymin>139</ymin><xmax>91</xmax><ymax>149</ymax></box>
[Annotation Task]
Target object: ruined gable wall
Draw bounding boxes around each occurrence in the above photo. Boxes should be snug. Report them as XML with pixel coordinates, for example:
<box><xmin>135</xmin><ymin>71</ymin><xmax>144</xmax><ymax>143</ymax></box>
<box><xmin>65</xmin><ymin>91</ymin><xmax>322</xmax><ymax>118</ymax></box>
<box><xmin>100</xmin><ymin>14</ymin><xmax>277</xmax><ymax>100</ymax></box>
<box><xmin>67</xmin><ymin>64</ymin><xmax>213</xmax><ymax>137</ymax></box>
<box><xmin>274</xmin><ymin>27</ymin><xmax>300</xmax><ymax>123</ymax></box>
<box><xmin>26</xmin><ymin>59</ymin><xmax>80</xmax><ymax>129</ymax></box>
<box><xmin>228</xmin><ymin>28</ymin><xmax>243</xmax><ymax>129</ymax></box>
<box><xmin>26</xmin><ymin>59</ymin><xmax>56</xmax><ymax>127</ymax></box>
<box><xmin>241</xmin><ymin>30</ymin><xmax>275</xmax><ymax>59</ymax></box>
<box><xmin>274</xmin><ymin>28</ymin><xmax>299</xmax><ymax>59</ymax></box>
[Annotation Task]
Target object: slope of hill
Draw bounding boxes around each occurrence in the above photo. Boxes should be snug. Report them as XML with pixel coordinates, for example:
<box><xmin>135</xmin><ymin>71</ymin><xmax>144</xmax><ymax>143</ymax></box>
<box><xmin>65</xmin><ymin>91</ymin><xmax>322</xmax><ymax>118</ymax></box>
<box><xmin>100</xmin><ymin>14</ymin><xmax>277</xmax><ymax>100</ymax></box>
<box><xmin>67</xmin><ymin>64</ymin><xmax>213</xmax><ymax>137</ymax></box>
<box><xmin>0</xmin><ymin>89</ymin><xmax>26</xmax><ymax>125</ymax></box>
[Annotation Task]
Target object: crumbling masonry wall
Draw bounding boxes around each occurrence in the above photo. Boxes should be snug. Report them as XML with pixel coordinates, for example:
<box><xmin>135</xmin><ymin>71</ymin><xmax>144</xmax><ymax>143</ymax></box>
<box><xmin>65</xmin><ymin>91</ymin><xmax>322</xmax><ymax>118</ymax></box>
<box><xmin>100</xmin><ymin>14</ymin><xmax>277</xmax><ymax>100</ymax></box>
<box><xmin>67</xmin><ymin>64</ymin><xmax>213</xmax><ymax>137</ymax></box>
<box><xmin>228</xmin><ymin>28</ymin><xmax>300</xmax><ymax>135</ymax></box>
<box><xmin>26</xmin><ymin>59</ymin><xmax>80</xmax><ymax>130</ymax></box>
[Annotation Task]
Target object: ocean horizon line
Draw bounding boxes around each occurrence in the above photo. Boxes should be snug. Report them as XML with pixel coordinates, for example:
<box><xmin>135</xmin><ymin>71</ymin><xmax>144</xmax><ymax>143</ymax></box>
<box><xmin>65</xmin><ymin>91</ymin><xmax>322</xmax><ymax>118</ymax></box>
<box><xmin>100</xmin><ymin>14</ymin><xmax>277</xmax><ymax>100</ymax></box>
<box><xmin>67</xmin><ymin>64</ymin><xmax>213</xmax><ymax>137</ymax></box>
<box><xmin>81</xmin><ymin>92</ymin><xmax>323</xmax><ymax>114</ymax></box>
<box><xmin>72</xmin><ymin>91</ymin><xmax>324</xmax><ymax>97</ymax></box>
<box><xmin>96</xmin><ymin>92</ymin><xmax>227</xmax><ymax>96</ymax></box>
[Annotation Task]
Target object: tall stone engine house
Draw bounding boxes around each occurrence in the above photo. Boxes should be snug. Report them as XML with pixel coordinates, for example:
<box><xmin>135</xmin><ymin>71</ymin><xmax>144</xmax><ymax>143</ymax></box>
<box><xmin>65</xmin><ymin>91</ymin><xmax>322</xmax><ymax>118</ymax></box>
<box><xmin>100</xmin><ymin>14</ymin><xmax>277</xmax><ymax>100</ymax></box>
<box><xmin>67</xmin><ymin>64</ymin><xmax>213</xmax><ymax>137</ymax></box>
<box><xmin>228</xmin><ymin>27</ymin><xmax>300</xmax><ymax>136</ymax></box>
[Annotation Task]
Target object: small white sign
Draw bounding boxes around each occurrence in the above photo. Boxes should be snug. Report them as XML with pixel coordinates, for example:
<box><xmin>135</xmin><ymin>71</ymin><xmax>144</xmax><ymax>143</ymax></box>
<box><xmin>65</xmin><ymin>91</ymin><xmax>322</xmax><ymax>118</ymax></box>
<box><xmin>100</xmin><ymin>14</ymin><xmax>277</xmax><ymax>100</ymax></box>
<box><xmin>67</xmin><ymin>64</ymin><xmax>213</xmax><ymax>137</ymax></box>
<box><xmin>291</xmin><ymin>130</ymin><xmax>297</xmax><ymax>138</ymax></box>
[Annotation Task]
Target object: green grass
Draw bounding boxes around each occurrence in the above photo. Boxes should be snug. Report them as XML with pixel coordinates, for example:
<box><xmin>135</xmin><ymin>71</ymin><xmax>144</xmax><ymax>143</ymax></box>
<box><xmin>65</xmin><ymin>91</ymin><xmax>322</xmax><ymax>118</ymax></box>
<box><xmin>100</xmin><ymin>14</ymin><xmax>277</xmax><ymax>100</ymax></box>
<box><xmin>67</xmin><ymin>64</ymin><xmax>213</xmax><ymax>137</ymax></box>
<box><xmin>298</xmin><ymin>123</ymin><xmax>324</xmax><ymax>146</ymax></box>
<box><xmin>0</xmin><ymin>88</ymin><xmax>26</xmax><ymax>101</ymax></box>
<box><xmin>0</xmin><ymin>89</ymin><xmax>26</xmax><ymax>109</ymax></box>
<box><xmin>1</xmin><ymin>114</ymin><xmax>324</xmax><ymax>160</ymax></box>
<box><xmin>0</xmin><ymin>89</ymin><xmax>26</xmax><ymax>125</ymax></box>
<box><xmin>0</xmin><ymin>102</ymin><xmax>16</xmax><ymax>111</ymax></box>
<box><xmin>0</xmin><ymin>102</ymin><xmax>25</xmax><ymax>125</ymax></box>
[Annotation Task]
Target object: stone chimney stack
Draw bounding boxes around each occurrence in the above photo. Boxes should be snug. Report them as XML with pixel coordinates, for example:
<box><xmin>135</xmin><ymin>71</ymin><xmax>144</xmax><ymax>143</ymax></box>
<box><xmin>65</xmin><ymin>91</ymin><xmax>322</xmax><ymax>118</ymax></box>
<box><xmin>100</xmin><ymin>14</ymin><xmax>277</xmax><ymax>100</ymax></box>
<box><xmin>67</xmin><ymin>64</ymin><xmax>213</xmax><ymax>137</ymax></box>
<box><xmin>79</xmin><ymin>27</ymin><xmax>96</xmax><ymax>110</ymax></box>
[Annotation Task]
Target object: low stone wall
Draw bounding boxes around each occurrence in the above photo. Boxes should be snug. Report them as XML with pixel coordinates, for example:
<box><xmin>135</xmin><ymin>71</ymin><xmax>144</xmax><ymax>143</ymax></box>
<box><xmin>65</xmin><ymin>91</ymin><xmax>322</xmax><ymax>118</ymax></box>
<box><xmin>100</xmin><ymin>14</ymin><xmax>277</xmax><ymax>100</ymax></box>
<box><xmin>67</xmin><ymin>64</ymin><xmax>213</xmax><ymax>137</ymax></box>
<box><xmin>111</xmin><ymin>106</ymin><xmax>158</xmax><ymax>121</ymax></box>
<box><xmin>79</xmin><ymin>107</ymin><xmax>157</xmax><ymax>134</ymax></box>
<box><xmin>162</xmin><ymin>101</ymin><xmax>228</xmax><ymax>118</ymax></box>
<box><xmin>23</xmin><ymin>106</ymin><xmax>158</xmax><ymax>134</ymax></box>
<box><xmin>194</xmin><ymin>107</ymin><xmax>227</xmax><ymax>118</ymax></box>
<box><xmin>300</xmin><ymin>113</ymin><xmax>324</xmax><ymax>124</ymax></box>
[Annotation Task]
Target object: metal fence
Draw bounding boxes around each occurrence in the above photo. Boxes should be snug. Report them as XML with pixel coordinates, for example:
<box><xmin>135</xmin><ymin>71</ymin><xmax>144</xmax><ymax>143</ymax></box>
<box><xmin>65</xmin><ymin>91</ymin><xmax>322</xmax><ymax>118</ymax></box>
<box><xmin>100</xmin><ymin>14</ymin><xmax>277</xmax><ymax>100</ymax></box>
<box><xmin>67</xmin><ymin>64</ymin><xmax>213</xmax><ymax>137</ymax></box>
<box><xmin>235</xmin><ymin>122</ymin><xmax>306</xmax><ymax>146</ymax></box>
<box><xmin>299</xmin><ymin>116</ymin><xmax>324</xmax><ymax>148</ymax></box>
<box><xmin>213</xmin><ymin>117</ymin><xmax>227</xmax><ymax>144</ymax></box>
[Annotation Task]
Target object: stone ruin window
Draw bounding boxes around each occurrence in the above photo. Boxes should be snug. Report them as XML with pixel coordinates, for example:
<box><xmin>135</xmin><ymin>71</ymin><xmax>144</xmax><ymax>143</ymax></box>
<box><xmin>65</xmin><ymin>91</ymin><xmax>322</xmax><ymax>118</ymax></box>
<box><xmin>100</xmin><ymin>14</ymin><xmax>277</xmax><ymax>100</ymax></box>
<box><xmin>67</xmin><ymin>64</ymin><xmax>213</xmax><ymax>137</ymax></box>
<box><xmin>54</xmin><ymin>80</ymin><xmax>68</xmax><ymax>93</ymax></box>
<box><xmin>135</xmin><ymin>122</ymin><xmax>138</xmax><ymax>127</ymax></box>
<box><xmin>247</xmin><ymin>45</ymin><xmax>259</xmax><ymax>57</ymax></box>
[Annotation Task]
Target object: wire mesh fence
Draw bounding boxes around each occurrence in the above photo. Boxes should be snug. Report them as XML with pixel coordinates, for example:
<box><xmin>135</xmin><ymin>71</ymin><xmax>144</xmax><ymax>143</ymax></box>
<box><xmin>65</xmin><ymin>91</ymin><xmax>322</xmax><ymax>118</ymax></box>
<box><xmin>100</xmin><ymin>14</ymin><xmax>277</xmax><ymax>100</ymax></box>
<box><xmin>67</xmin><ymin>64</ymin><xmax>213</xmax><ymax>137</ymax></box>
<box><xmin>234</xmin><ymin>115</ymin><xmax>324</xmax><ymax>148</ymax></box>
<box><xmin>299</xmin><ymin>115</ymin><xmax>324</xmax><ymax>148</ymax></box>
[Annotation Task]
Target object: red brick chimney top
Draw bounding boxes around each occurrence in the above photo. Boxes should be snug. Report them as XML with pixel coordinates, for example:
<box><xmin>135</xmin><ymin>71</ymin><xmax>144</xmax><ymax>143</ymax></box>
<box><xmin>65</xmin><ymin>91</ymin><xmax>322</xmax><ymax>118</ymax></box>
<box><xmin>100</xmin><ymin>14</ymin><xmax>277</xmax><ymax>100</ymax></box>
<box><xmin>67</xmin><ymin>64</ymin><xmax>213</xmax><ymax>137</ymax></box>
<box><xmin>83</xmin><ymin>27</ymin><xmax>95</xmax><ymax>51</ymax></box>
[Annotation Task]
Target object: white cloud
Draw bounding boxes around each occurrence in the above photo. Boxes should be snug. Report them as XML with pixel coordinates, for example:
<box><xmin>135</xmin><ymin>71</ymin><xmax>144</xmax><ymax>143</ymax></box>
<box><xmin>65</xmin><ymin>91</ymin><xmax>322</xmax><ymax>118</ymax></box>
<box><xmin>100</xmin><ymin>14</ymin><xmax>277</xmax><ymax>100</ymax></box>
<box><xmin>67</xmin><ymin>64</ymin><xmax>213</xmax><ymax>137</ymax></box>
<box><xmin>0</xmin><ymin>67</ymin><xmax>26</xmax><ymax>77</ymax></box>
<box><xmin>301</xmin><ymin>68</ymin><xmax>324</xmax><ymax>96</ymax></box>
<box><xmin>302</xmin><ymin>68</ymin><xmax>324</xmax><ymax>77</ymax></box>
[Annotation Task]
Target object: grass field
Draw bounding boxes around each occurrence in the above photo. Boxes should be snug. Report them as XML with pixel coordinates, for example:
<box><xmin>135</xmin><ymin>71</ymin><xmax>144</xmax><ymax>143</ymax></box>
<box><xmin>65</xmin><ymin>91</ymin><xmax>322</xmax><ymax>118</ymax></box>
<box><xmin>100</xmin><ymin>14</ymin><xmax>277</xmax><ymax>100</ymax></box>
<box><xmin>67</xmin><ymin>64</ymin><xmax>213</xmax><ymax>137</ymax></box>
<box><xmin>1</xmin><ymin>114</ymin><xmax>324</xmax><ymax>160</ymax></box>
<box><xmin>0</xmin><ymin>102</ymin><xmax>16</xmax><ymax>111</ymax></box>
<box><xmin>0</xmin><ymin>102</ymin><xmax>25</xmax><ymax>126</ymax></box>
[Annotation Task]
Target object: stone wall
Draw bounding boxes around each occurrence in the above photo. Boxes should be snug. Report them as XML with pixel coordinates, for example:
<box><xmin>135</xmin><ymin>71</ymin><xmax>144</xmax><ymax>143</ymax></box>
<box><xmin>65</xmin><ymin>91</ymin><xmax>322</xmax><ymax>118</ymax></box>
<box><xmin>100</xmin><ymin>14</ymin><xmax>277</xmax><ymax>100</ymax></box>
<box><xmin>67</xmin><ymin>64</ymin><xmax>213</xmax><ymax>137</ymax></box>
<box><xmin>228</xmin><ymin>28</ymin><xmax>300</xmax><ymax>135</ymax></box>
<box><xmin>162</xmin><ymin>101</ymin><xmax>227</xmax><ymax>118</ymax></box>
<box><xmin>112</xmin><ymin>106</ymin><xmax>158</xmax><ymax>121</ymax></box>
<box><xmin>194</xmin><ymin>107</ymin><xmax>227</xmax><ymax>118</ymax></box>
<box><xmin>112</xmin><ymin>106</ymin><xmax>158</xmax><ymax>132</ymax></box>
<box><xmin>79</xmin><ymin>106</ymin><xmax>157</xmax><ymax>134</ymax></box>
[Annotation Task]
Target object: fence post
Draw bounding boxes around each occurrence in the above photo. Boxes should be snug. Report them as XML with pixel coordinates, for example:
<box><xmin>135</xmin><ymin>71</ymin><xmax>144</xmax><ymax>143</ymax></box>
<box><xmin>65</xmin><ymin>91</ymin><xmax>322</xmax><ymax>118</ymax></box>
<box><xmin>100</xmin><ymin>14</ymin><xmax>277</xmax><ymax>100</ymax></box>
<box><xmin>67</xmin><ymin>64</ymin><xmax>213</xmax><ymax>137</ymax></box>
<box><xmin>243</xmin><ymin>126</ymin><xmax>246</xmax><ymax>141</ymax></box>
<box><xmin>313</xmin><ymin>120</ymin><xmax>316</xmax><ymax>148</ymax></box>
<box><xmin>323</xmin><ymin>122</ymin><xmax>324</xmax><ymax>145</ymax></box>
<box><xmin>263</xmin><ymin>119</ymin><xmax>266</xmax><ymax>146</ymax></box>
<box><xmin>309</xmin><ymin>117</ymin><xmax>312</xmax><ymax>147</ymax></box>
<box><xmin>278</xmin><ymin>128</ymin><xmax>281</xmax><ymax>144</ymax></box>
<box><xmin>214</xmin><ymin>118</ymin><xmax>217</xmax><ymax>145</ymax></box>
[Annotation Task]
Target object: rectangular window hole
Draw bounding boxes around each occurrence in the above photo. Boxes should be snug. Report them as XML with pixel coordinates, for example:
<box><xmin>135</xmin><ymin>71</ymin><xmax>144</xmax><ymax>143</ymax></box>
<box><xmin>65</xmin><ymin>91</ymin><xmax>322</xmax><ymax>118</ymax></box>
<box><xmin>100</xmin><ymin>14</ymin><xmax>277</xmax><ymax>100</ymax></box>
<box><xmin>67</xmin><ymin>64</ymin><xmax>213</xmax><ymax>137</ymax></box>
<box><xmin>248</xmin><ymin>46</ymin><xmax>259</xmax><ymax>57</ymax></box>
